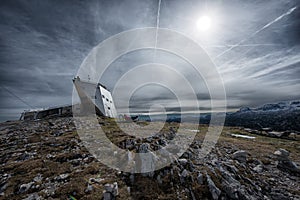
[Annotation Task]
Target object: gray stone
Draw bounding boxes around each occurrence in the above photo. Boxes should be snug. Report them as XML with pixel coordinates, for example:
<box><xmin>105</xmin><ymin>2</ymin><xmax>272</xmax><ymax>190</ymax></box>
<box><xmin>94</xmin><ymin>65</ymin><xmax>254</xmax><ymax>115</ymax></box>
<box><xmin>180</xmin><ymin>169</ymin><xmax>189</xmax><ymax>184</ymax></box>
<box><xmin>19</xmin><ymin>182</ymin><xmax>34</xmax><ymax>194</ymax></box>
<box><xmin>253</xmin><ymin>164</ymin><xmax>263</xmax><ymax>173</ymax></box>
<box><xmin>0</xmin><ymin>183</ymin><xmax>8</xmax><ymax>194</ymax></box>
<box><xmin>178</xmin><ymin>158</ymin><xmax>188</xmax><ymax>165</ymax></box>
<box><xmin>104</xmin><ymin>182</ymin><xmax>118</xmax><ymax>197</ymax></box>
<box><xmin>85</xmin><ymin>184</ymin><xmax>93</xmax><ymax>193</ymax></box>
<box><xmin>181</xmin><ymin>169</ymin><xmax>189</xmax><ymax>178</ymax></box>
<box><xmin>129</xmin><ymin>174</ymin><xmax>135</xmax><ymax>184</ymax></box>
<box><xmin>197</xmin><ymin>172</ymin><xmax>204</xmax><ymax>184</ymax></box>
<box><xmin>33</xmin><ymin>174</ymin><xmax>43</xmax><ymax>182</ymax></box>
<box><xmin>23</xmin><ymin>193</ymin><xmax>41</xmax><ymax>200</ymax></box>
<box><xmin>233</xmin><ymin>150</ymin><xmax>247</xmax><ymax>163</ymax></box>
<box><xmin>274</xmin><ymin>149</ymin><xmax>300</xmax><ymax>175</ymax></box>
<box><xmin>89</xmin><ymin>177</ymin><xmax>104</xmax><ymax>184</ymax></box>
<box><xmin>112</xmin><ymin>182</ymin><xmax>118</xmax><ymax>196</ymax></box>
<box><xmin>206</xmin><ymin>174</ymin><xmax>221</xmax><ymax>200</ymax></box>
<box><xmin>103</xmin><ymin>192</ymin><xmax>114</xmax><ymax>200</ymax></box>
<box><xmin>138</xmin><ymin>143</ymin><xmax>150</xmax><ymax>153</ymax></box>
<box><xmin>55</xmin><ymin>173</ymin><xmax>69</xmax><ymax>182</ymax></box>
<box><xmin>157</xmin><ymin>175</ymin><xmax>162</xmax><ymax>184</ymax></box>
<box><xmin>138</xmin><ymin>151</ymin><xmax>156</xmax><ymax>175</ymax></box>
<box><xmin>274</xmin><ymin>149</ymin><xmax>289</xmax><ymax>158</ymax></box>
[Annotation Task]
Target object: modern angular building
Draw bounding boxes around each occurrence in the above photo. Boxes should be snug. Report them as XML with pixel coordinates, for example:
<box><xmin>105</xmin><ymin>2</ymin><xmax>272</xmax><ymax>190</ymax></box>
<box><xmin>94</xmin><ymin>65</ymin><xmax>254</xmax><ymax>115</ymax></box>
<box><xmin>72</xmin><ymin>77</ymin><xmax>117</xmax><ymax>118</ymax></box>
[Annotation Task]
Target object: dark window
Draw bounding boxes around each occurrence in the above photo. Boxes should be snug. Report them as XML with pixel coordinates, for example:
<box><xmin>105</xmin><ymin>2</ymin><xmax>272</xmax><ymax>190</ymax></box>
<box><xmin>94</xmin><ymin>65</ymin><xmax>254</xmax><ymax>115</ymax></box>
<box><xmin>110</xmin><ymin>100</ymin><xmax>112</xmax><ymax>103</ymax></box>
<box><xmin>102</xmin><ymin>95</ymin><xmax>105</xmax><ymax>98</ymax></box>
<box><xmin>108</xmin><ymin>107</ymin><xmax>111</xmax><ymax>110</ymax></box>
<box><xmin>106</xmin><ymin>98</ymin><xmax>109</xmax><ymax>101</ymax></box>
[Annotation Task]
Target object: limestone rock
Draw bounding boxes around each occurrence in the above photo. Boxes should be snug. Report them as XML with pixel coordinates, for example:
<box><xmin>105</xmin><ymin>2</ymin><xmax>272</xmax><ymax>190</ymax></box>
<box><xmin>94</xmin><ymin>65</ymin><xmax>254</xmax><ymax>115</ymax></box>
<box><xmin>274</xmin><ymin>149</ymin><xmax>300</xmax><ymax>175</ymax></box>
<box><xmin>233</xmin><ymin>150</ymin><xmax>247</xmax><ymax>163</ymax></box>
<box><xmin>197</xmin><ymin>172</ymin><xmax>204</xmax><ymax>185</ymax></box>
<box><xmin>206</xmin><ymin>174</ymin><xmax>221</xmax><ymax>200</ymax></box>
<box><xmin>19</xmin><ymin>182</ymin><xmax>34</xmax><ymax>194</ymax></box>
<box><xmin>103</xmin><ymin>182</ymin><xmax>118</xmax><ymax>200</ymax></box>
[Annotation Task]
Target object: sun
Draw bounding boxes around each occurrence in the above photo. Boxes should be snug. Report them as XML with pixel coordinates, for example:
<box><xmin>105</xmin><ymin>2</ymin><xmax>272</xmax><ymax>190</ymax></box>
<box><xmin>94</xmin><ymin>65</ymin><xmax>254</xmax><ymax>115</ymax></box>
<box><xmin>197</xmin><ymin>16</ymin><xmax>212</xmax><ymax>32</ymax></box>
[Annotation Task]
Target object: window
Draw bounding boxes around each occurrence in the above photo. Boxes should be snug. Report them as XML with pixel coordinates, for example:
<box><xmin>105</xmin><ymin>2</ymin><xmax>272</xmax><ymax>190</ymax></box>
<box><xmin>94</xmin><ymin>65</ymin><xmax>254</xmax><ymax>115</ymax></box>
<box><xmin>108</xmin><ymin>107</ymin><xmax>111</xmax><ymax>110</ymax></box>
<box><xmin>106</xmin><ymin>98</ymin><xmax>109</xmax><ymax>102</ymax></box>
<box><xmin>102</xmin><ymin>95</ymin><xmax>105</xmax><ymax>98</ymax></box>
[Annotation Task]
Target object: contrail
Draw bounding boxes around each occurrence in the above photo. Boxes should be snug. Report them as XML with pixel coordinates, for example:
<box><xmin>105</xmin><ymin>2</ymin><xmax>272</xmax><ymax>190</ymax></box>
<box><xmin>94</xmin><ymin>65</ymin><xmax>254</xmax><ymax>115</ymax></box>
<box><xmin>154</xmin><ymin>0</ymin><xmax>162</xmax><ymax>49</ymax></box>
<box><xmin>1</xmin><ymin>86</ymin><xmax>33</xmax><ymax>109</ymax></box>
<box><xmin>205</xmin><ymin>44</ymin><xmax>281</xmax><ymax>48</ymax></box>
<box><xmin>153</xmin><ymin>0</ymin><xmax>162</xmax><ymax>61</ymax></box>
<box><xmin>214</xmin><ymin>6</ymin><xmax>297</xmax><ymax>59</ymax></box>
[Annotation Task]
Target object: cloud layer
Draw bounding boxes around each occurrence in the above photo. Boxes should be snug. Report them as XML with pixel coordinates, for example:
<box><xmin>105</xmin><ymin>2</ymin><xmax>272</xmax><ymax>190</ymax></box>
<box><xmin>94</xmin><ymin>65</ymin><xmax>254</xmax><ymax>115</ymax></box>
<box><xmin>0</xmin><ymin>0</ymin><xmax>299</xmax><ymax>121</ymax></box>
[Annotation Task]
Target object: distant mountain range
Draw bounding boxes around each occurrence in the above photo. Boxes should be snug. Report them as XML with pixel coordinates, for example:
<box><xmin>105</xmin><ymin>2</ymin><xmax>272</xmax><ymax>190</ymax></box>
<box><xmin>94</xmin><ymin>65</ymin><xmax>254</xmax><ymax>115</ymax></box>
<box><xmin>140</xmin><ymin>100</ymin><xmax>300</xmax><ymax>131</ymax></box>
<box><xmin>225</xmin><ymin>100</ymin><xmax>300</xmax><ymax>131</ymax></box>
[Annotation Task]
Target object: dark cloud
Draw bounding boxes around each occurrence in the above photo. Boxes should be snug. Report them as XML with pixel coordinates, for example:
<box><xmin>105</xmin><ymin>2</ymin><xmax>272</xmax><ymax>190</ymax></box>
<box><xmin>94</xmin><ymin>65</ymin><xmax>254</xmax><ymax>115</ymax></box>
<box><xmin>0</xmin><ymin>0</ymin><xmax>299</xmax><ymax>121</ymax></box>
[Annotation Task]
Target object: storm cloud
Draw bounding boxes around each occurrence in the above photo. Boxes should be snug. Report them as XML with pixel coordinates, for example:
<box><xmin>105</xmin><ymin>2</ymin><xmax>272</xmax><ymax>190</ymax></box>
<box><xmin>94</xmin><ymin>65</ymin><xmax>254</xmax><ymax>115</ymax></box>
<box><xmin>0</xmin><ymin>0</ymin><xmax>299</xmax><ymax>121</ymax></box>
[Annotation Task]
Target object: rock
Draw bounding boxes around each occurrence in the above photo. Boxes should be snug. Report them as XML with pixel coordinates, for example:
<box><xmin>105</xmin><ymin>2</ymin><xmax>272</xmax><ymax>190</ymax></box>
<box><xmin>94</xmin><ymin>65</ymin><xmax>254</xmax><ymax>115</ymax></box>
<box><xmin>137</xmin><ymin>144</ymin><xmax>156</xmax><ymax>175</ymax></box>
<box><xmin>181</xmin><ymin>151</ymin><xmax>193</xmax><ymax>159</ymax></box>
<box><xmin>33</xmin><ymin>174</ymin><xmax>43</xmax><ymax>182</ymax></box>
<box><xmin>55</xmin><ymin>173</ymin><xmax>69</xmax><ymax>182</ymax></box>
<box><xmin>253</xmin><ymin>164</ymin><xmax>263</xmax><ymax>173</ymax></box>
<box><xmin>157</xmin><ymin>175</ymin><xmax>162</xmax><ymax>184</ymax></box>
<box><xmin>278</xmin><ymin>160</ymin><xmax>300</xmax><ymax>175</ymax></box>
<box><xmin>290</xmin><ymin>133</ymin><xmax>297</xmax><ymax>139</ymax></box>
<box><xmin>206</xmin><ymin>174</ymin><xmax>221</xmax><ymax>200</ymax></box>
<box><xmin>178</xmin><ymin>158</ymin><xmax>188</xmax><ymax>166</ymax></box>
<box><xmin>129</xmin><ymin>174</ymin><xmax>135</xmax><ymax>184</ymax></box>
<box><xmin>54</xmin><ymin>130</ymin><xmax>64</xmax><ymax>137</ymax></box>
<box><xmin>103</xmin><ymin>182</ymin><xmax>118</xmax><ymax>200</ymax></box>
<box><xmin>103</xmin><ymin>192</ymin><xmax>114</xmax><ymax>200</ymax></box>
<box><xmin>19</xmin><ymin>182</ymin><xmax>34</xmax><ymax>194</ymax></box>
<box><xmin>138</xmin><ymin>143</ymin><xmax>150</xmax><ymax>153</ymax></box>
<box><xmin>158</xmin><ymin>138</ymin><xmax>167</xmax><ymax>146</ymax></box>
<box><xmin>180</xmin><ymin>169</ymin><xmax>189</xmax><ymax>184</ymax></box>
<box><xmin>270</xmin><ymin>191</ymin><xmax>290</xmax><ymax>200</ymax></box>
<box><xmin>85</xmin><ymin>184</ymin><xmax>93</xmax><ymax>193</ymax></box>
<box><xmin>89</xmin><ymin>177</ymin><xmax>104</xmax><ymax>184</ymax></box>
<box><xmin>190</xmin><ymin>187</ymin><xmax>196</xmax><ymax>200</ymax></box>
<box><xmin>181</xmin><ymin>169</ymin><xmax>189</xmax><ymax>178</ymax></box>
<box><xmin>127</xmin><ymin>186</ymin><xmax>130</xmax><ymax>194</ymax></box>
<box><xmin>112</xmin><ymin>182</ymin><xmax>118</xmax><ymax>196</ymax></box>
<box><xmin>197</xmin><ymin>172</ymin><xmax>204</xmax><ymax>184</ymax></box>
<box><xmin>274</xmin><ymin>149</ymin><xmax>289</xmax><ymax>158</ymax></box>
<box><xmin>125</xmin><ymin>139</ymin><xmax>136</xmax><ymax>150</ymax></box>
<box><xmin>0</xmin><ymin>183</ymin><xmax>8</xmax><ymax>194</ymax></box>
<box><xmin>274</xmin><ymin>149</ymin><xmax>300</xmax><ymax>175</ymax></box>
<box><xmin>233</xmin><ymin>150</ymin><xmax>247</xmax><ymax>163</ymax></box>
<box><xmin>23</xmin><ymin>193</ymin><xmax>41</xmax><ymax>200</ymax></box>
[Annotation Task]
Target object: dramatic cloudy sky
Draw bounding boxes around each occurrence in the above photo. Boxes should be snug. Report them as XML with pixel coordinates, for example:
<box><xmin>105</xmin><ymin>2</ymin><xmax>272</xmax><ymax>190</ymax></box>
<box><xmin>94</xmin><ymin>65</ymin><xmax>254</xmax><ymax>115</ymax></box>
<box><xmin>0</xmin><ymin>0</ymin><xmax>299</xmax><ymax>121</ymax></box>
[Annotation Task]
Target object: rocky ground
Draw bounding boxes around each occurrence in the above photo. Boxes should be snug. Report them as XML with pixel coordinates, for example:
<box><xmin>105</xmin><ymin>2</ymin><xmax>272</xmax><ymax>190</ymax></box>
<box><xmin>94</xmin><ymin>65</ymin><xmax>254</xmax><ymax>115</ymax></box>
<box><xmin>0</xmin><ymin>116</ymin><xmax>299</xmax><ymax>200</ymax></box>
